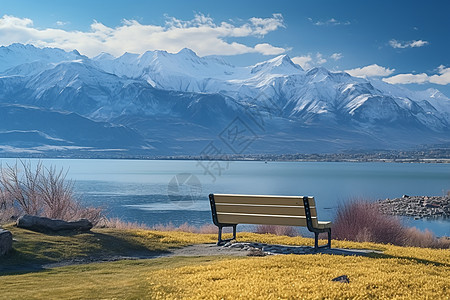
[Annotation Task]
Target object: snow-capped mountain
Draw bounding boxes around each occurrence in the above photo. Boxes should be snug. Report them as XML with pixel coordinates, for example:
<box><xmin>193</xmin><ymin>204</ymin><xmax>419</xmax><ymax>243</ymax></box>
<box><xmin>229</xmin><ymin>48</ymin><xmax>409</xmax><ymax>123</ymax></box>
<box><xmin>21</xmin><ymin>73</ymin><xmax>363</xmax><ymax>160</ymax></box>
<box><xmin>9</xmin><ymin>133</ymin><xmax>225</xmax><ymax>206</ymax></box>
<box><xmin>0</xmin><ymin>43</ymin><xmax>83</xmax><ymax>74</ymax></box>
<box><xmin>93</xmin><ymin>47</ymin><xmax>450</xmax><ymax>129</ymax></box>
<box><xmin>0</xmin><ymin>43</ymin><xmax>449</xmax><ymax>156</ymax></box>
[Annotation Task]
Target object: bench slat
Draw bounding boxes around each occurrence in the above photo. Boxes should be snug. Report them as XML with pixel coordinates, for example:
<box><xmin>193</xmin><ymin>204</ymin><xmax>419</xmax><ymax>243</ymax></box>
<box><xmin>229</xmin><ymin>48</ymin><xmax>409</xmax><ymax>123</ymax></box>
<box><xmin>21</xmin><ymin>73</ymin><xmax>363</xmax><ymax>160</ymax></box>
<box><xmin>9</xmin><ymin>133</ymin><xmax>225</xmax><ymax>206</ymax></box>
<box><xmin>215</xmin><ymin>203</ymin><xmax>317</xmax><ymax>217</ymax></box>
<box><xmin>213</xmin><ymin>194</ymin><xmax>314</xmax><ymax>206</ymax></box>
<box><xmin>217</xmin><ymin>213</ymin><xmax>313</xmax><ymax>227</ymax></box>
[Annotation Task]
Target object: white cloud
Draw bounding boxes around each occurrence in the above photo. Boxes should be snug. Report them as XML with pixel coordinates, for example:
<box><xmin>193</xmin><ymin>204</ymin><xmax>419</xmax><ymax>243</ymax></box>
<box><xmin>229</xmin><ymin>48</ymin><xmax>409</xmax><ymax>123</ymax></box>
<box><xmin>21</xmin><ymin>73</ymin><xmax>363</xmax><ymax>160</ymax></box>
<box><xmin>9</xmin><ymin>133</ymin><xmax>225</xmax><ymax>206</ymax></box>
<box><xmin>389</xmin><ymin>39</ymin><xmax>429</xmax><ymax>49</ymax></box>
<box><xmin>56</xmin><ymin>21</ymin><xmax>69</xmax><ymax>27</ymax></box>
<box><xmin>308</xmin><ymin>17</ymin><xmax>350</xmax><ymax>26</ymax></box>
<box><xmin>383</xmin><ymin>65</ymin><xmax>450</xmax><ymax>85</ymax></box>
<box><xmin>249</xmin><ymin>13</ymin><xmax>285</xmax><ymax>36</ymax></box>
<box><xmin>345</xmin><ymin>64</ymin><xmax>395</xmax><ymax>78</ymax></box>
<box><xmin>253</xmin><ymin>43</ymin><xmax>285</xmax><ymax>55</ymax></box>
<box><xmin>0</xmin><ymin>13</ymin><xmax>286</xmax><ymax>57</ymax></box>
<box><xmin>291</xmin><ymin>52</ymin><xmax>327</xmax><ymax>70</ymax></box>
<box><xmin>330</xmin><ymin>53</ymin><xmax>343</xmax><ymax>61</ymax></box>
<box><xmin>316</xmin><ymin>53</ymin><xmax>326</xmax><ymax>64</ymax></box>
<box><xmin>292</xmin><ymin>55</ymin><xmax>312</xmax><ymax>69</ymax></box>
<box><xmin>383</xmin><ymin>73</ymin><xmax>429</xmax><ymax>84</ymax></box>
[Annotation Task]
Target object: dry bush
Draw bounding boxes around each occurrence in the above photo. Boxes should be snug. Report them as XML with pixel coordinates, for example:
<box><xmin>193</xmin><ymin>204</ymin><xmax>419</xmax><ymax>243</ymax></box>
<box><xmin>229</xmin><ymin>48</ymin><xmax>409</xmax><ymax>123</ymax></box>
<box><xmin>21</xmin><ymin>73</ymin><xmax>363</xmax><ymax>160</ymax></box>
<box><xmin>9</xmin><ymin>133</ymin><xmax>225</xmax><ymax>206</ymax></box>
<box><xmin>0</xmin><ymin>160</ymin><xmax>102</xmax><ymax>225</ymax></box>
<box><xmin>333</xmin><ymin>200</ymin><xmax>406</xmax><ymax>245</ymax></box>
<box><xmin>151</xmin><ymin>222</ymin><xmax>218</xmax><ymax>234</ymax></box>
<box><xmin>1</xmin><ymin>161</ymin><xmax>41</xmax><ymax>215</ymax></box>
<box><xmin>255</xmin><ymin>225</ymin><xmax>299</xmax><ymax>237</ymax></box>
<box><xmin>0</xmin><ymin>186</ymin><xmax>18</xmax><ymax>223</ymax></box>
<box><xmin>333</xmin><ymin>200</ymin><xmax>406</xmax><ymax>244</ymax></box>
<box><xmin>99</xmin><ymin>219</ymin><xmax>218</xmax><ymax>233</ymax></box>
<box><xmin>197</xmin><ymin>224</ymin><xmax>218</xmax><ymax>234</ymax></box>
<box><xmin>333</xmin><ymin>199</ymin><xmax>448</xmax><ymax>248</ymax></box>
<box><xmin>98</xmin><ymin>217</ymin><xmax>150</xmax><ymax>230</ymax></box>
<box><xmin>403</xmin><ymin>227</ymin><xmax>450</xmax><ymax>249</ymax></box>
<box><xmin>151</xmin><ymin>222</ymin><xmax>178</xmax><ymax>231</ymax></box>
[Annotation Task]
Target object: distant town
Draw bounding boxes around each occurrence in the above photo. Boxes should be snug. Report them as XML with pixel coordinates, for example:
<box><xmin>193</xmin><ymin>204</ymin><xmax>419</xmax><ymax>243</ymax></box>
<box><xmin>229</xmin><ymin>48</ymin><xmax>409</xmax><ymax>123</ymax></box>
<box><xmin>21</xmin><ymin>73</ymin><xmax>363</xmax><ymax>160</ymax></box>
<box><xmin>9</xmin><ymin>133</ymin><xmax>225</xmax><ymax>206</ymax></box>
<box><xmin>1</xmin><ymin>146</ymin><xmax>449</xmax><ymax>163</ymax></box>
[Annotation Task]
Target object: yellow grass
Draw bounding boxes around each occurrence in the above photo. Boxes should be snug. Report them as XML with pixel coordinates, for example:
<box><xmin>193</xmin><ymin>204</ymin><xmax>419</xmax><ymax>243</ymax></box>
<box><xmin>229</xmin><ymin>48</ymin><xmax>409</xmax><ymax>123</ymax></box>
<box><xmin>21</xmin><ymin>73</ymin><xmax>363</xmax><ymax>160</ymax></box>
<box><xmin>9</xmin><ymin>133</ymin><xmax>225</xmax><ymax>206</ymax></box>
<box><xmin>0</xmin><ymin>225</ymin><xmax>448</xmax><ymax>299</ymax></box>
<box><xmin>150</xmin><ymin>254</ymin><xmax>449</xmax><ymax>299</ymax></box>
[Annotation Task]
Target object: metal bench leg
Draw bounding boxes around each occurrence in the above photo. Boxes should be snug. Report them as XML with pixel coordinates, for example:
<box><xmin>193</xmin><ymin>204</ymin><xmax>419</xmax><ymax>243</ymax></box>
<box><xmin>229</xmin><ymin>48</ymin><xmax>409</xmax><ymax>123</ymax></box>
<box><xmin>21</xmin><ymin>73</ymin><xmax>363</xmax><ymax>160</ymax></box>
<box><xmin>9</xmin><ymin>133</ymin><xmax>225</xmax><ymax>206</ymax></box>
<box><xmin>313</xmin><ymin>229</ymin><xmax>332</xmax><ymax>251</ymax></box>
<box><xmin>327</xmin><ymin>229</ymin><xmax>331</xmax><ymax>248</ymax></box>
<box><xmin>217</xmin><ymin>225</ymin><xmax>238</xmax><ymax>246</ymax></box>
<box><xmin>314</xmin><ymin>232</ymin><xmax>319</xmax><ymax>250</ymax></box>
<box><xmin>217</xmin><ymin>226</ymin><xmax>223</xmax><ymax>245</ymax></box>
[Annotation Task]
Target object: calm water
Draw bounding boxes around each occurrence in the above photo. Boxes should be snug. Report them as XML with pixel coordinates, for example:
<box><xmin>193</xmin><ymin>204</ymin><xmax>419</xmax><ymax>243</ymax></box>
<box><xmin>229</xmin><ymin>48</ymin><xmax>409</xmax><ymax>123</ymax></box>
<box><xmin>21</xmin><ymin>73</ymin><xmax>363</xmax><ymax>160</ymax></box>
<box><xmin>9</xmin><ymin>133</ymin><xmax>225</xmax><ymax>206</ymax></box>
<box><xmin>1</xmin><ymin>158</ymin><xmax>449</xmax><ymax>236</ymax></box>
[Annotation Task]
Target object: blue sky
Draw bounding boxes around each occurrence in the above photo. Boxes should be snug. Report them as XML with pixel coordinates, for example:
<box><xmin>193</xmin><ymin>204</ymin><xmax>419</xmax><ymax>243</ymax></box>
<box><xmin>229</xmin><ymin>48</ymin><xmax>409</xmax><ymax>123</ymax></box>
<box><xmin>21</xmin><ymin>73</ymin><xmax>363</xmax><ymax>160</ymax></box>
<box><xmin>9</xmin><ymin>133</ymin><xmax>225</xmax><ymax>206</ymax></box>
<box><xmin>1</xmin><ymin>0</ymin><xmax>449</xmax><ymax>94</ymax></box>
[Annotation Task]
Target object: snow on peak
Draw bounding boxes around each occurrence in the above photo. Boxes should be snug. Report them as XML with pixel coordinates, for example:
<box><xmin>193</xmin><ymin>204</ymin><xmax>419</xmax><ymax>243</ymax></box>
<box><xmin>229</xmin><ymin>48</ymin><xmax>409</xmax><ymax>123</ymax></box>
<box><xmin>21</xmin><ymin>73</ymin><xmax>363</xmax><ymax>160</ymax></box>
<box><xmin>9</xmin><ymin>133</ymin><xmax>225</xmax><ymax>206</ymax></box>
<box><xmin>251</xmin><ymin>54</ymin><xmax>303</xmax><ymax>75</ymax></box>
<box><xmin>93</xmin><ymin>52</ymin><xmax>115</xmax><ymax>61</ymax></box>
<box><xmin>177</xmin><ymin>48</ymin><xmax>197</xmax><ymax>57</ymax></box>
<box><xmin>305</xmin><ymin>66</ymin><xmax>333</xmax><ymax>83</ymax></box>
<box><xmin>0</xmin><ymin>43</ymin><xmax>83</xmax><ymax>73</ymax></box>
<box><xmin>2</xmin><ymin>43</ymin><xmax>450</xmax><ymax>126</ymax></box>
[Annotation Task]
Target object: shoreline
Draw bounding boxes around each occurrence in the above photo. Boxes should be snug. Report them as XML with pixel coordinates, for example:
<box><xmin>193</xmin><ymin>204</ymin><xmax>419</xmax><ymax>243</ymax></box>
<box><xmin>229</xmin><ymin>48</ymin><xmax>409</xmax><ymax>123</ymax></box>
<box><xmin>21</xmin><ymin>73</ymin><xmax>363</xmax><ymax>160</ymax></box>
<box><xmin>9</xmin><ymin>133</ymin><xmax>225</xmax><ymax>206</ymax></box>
<box><xmin>0</xmin><ymin>146</ymin><xmax>449</xmax><ymax>163</ymax></box>
<box><xmin>0</xmin><ymin>156</ymin><xmax>449</xmax><ymax>164</ymax></box>
<box><xmin>378</xmin><ymin>195</ymin><xmax>450</xmax><ymax>219</ymax></box>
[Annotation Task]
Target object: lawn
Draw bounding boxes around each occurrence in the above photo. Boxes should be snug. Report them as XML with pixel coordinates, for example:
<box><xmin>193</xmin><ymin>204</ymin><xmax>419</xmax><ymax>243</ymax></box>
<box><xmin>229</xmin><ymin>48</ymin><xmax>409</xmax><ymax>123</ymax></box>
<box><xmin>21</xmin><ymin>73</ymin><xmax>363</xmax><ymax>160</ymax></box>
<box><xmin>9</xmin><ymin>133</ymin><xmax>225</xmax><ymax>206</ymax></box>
<box><xmin>0</xmin><ymin>224</ymin><xmax>449</xmax><ymax>299</ymax></box>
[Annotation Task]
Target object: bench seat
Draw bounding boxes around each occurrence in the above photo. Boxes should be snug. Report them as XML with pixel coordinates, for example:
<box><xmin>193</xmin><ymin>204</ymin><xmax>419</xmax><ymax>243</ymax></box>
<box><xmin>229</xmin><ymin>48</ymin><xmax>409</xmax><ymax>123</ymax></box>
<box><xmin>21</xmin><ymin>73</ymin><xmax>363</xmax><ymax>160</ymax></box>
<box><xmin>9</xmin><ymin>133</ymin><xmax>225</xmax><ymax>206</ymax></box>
<box><xmin>209</xmin><ymin>193</ymin><xmax>332</xmax><ymax>250</ymax></box>
<box><xmin>316</xmin><ymin>221</ymin><xmax>332</xmax><ymax>229</ymax></box>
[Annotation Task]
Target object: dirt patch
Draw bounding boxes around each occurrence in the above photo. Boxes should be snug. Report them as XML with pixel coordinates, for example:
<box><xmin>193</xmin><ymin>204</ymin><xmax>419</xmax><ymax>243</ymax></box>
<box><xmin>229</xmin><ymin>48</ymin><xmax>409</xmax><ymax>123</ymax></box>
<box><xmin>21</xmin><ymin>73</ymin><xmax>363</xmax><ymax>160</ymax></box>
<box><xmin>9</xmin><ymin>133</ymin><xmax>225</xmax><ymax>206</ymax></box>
<box><xmin>1</xmin><ymin>243</ymin><xmax>382</xmax><ymax>274</ymax></box>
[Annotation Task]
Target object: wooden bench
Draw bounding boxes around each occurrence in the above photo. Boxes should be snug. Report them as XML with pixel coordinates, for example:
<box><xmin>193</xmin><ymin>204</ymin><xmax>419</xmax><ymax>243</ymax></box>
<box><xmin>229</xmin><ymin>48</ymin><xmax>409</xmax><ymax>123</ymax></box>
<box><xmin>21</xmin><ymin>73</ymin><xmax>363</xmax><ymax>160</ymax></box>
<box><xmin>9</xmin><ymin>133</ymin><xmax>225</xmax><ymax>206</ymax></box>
<box><xmin>209</xmin><ymin>194</ymin><xmax>332</xmax><ymax>250</ymax></box>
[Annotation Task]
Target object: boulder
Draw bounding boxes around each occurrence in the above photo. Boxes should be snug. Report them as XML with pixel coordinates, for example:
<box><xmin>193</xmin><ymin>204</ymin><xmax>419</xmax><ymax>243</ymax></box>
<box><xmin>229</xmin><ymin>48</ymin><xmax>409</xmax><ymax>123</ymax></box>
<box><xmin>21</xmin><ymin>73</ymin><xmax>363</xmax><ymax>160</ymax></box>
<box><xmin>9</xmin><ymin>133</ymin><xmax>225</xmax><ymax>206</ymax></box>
<box><xmin>0</xmin><ymin>229</ymin><xmax>13</xmax><ymax>256</ymax></box>
<box><xmin>17</xmin><ymin>215</ymin><xmax>93</xmax><ymax>233</ymax></box>
<box><xmin>332</xmin><ymin>275</ymin><xmax>350</xmax><ymax>283</ymax></box>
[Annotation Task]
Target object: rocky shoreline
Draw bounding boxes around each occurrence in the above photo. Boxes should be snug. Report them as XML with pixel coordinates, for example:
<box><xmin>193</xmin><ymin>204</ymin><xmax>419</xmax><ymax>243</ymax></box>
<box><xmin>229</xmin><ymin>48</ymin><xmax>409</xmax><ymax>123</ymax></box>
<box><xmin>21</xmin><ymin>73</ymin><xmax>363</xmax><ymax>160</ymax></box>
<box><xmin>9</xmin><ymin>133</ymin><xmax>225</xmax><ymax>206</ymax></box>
<box><xmin>377</xmin><ymin>195</ymin><xmax>450</xmax><ymax>219</ymax></box>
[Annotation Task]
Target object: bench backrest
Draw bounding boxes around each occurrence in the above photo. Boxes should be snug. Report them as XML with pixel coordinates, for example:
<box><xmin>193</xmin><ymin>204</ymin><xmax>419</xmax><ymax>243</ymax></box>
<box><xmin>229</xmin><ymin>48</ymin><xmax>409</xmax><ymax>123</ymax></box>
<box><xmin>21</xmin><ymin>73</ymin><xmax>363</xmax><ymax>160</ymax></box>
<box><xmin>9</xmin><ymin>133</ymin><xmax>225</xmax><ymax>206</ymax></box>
<box><xmin>210</xmin><ymin>194</ymin><xmax>320</xmax><ymax>227</ymax></box>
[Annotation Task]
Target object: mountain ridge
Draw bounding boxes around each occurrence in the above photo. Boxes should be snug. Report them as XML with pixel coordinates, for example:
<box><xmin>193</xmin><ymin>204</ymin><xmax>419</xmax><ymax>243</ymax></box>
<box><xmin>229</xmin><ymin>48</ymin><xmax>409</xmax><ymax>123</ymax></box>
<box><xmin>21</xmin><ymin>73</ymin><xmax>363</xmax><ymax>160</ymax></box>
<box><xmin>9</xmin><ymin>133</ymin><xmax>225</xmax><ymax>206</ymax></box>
<box><xmin>0</xmin><ymin>43</ymin><xmax>449</xmax><ymax>156</ymax></box>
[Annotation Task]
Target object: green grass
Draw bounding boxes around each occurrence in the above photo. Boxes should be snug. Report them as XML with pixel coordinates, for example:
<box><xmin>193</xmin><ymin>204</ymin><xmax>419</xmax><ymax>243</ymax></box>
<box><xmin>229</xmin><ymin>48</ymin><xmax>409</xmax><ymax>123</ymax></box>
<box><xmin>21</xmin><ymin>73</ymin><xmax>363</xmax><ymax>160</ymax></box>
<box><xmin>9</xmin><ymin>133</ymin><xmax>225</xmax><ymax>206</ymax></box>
<box><xmin>0</xmin><ymin>223</ymin><xmax>217</xmax><ymax>272</ymax></box>
<box><xmin>0</xmin><ymin>256</ymin><xmax>239</xmax><ymax>299</ymax></box>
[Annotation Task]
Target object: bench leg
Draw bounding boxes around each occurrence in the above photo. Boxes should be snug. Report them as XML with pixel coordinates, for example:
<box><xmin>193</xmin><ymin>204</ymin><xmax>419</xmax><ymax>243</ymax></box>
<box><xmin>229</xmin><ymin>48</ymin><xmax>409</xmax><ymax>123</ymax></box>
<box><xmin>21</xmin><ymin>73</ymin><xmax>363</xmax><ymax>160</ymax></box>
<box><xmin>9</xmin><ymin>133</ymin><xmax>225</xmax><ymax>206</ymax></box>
<box><xmin>314</xmin><ymin>232</ymin><xmax>319</xmax><ymax>250</ymax></box>
<box><xmin>313</xmin><ymin>229</ymin><xmax>332</xmax><ymax>251</ymax></box>
<box><xmin>327</xmin><ymin>229</ymin><xmax>331</xmax><ymax>248</ymax></box>
<box><xmin>217</xmin><ymin>226</ymin><xmax>224</xmax><ymax>245</ymax></box>
<box><xmin>217</xmin><ymin>225</ymin><xmax>238</xmax><ymax>246</ymax></box>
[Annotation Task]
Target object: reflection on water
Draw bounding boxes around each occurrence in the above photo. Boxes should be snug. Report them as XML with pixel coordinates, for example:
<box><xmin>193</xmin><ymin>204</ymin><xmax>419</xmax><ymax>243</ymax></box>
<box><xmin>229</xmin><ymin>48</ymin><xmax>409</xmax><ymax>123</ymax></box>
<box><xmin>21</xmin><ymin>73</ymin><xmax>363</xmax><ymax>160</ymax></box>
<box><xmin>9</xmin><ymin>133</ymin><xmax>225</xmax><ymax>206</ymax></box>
<box><xmin>0</xmin><ymin>158</ymin><xmax>448</xmax><ymax>236</ymax></box>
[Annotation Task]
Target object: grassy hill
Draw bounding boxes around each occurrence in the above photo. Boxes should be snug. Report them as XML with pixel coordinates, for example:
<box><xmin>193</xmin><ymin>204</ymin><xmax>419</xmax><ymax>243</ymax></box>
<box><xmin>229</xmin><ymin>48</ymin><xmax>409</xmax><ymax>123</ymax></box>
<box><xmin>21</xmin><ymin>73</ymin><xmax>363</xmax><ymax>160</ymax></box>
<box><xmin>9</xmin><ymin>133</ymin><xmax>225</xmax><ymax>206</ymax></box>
<box><xmin>0</xmin><ymin>224</ymin><xmax>449</xmax><ymax>299</ymax></box>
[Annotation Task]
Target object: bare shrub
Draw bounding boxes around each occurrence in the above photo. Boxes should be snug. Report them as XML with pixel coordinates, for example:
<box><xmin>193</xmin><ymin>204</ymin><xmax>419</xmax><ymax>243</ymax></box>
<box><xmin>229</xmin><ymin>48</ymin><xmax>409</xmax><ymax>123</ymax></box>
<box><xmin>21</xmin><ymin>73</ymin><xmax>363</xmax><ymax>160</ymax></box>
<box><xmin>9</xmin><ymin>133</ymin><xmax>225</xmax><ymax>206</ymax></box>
<box><xmin>152</xmin><ymin>222</ymin><xmax>177</xmax><ymax>231</ymax></box>
<box><xmin>333</xmin><ymin>199</ymin><xmax>449</xmax><ymax>248</ymax></box>
<box><xmin>0</xmin><ymin>186</ymin><xmax>18</xmax><ymax>223</ymax></box>
<box><xmin>38</xmin><ymin>165</ymin><xmax>75</xmax><ymax>219</ymax></box>
<box><xmin>1</xmin><ymin>161</ymin><xmax>42</xmax><ymax>215</ymax></box>
<box><xmin>100</xmin><ymin>220</ymin><xmax>213</xmax><ymax>232</ymax></box>
<box><xmin>98</xmin><ymin>217</ymin><xmax>150</xmax><ymax>230</ymax></box>
<box><xmin>149</xmin><ymin>222</ymin><xmax>218</xmax><ymax>234</ymax></box>
<box><xmin>71</xmin><ymin>204</ymin><xmax>103</xmax><ymax>226</ymax></box>
<box><xmin>0</xmin><ymin>160</ymin><xmax>102</xmax><ymax>225</ymax></box>
<box><xmin>198</xmin><ymin>224</ymin><xmax>218</xmax><ymax>234</ymax></box>
<box><xmin>255</xmin><ymin>225</ymin><xmax>299</xmax><ymax>237</ymax></box>
<box><xmin>403</xmin><ymin>227</ymin><xmax>450</xmax><ymax>249</ymax></box>
<box><xmin>333</xmin><ymin>199</ymin><xmax>405</xmax><ymax>245</ymax></box>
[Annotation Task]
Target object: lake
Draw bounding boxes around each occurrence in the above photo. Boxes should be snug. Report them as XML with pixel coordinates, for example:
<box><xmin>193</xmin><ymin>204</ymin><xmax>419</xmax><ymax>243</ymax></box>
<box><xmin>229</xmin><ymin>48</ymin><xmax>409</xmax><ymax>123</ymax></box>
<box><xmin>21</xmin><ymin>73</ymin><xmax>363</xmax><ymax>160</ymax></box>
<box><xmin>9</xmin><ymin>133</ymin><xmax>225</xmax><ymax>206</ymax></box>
<box><xmin>1</xmin><ymin>158</ymin><xmax>449</xmax><ymax>236</ymax></box>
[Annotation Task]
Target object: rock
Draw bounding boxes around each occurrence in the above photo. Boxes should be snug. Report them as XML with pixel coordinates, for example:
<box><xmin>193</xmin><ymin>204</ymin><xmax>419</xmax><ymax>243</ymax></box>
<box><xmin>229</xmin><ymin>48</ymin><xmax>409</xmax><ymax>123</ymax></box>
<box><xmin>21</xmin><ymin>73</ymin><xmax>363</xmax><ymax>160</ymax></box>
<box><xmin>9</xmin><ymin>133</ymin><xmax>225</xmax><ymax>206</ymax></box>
<box><xmin>402</xmin><ymin>195</ymin><xmax>410</xmax><ymax>198</ymax></box>
<box><xmin>0</xmin><ymin>229</ymin><xmax>13</xmax><ymax>256</ymax></box>
<box><xmin>17</xmin><ymin>215</ymin><xmax>93</xmax><ymax>233</ymax></box>
<box><xmin>332</xmin><ymin>275</ymin><xmax>350</xmax><ymax>283</ymax></box>
<box><xmin>247</xmin><ymin>247</ymin><xmax>266</xmax><ymax>256</ymax></box>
